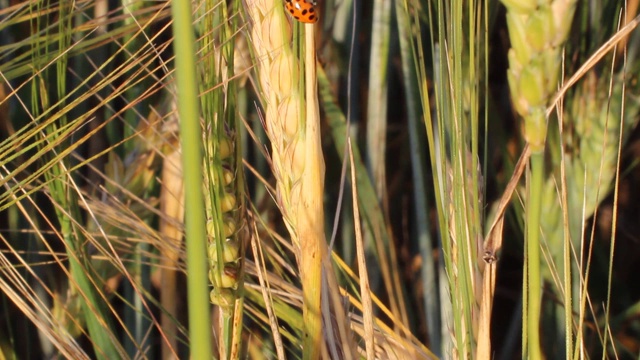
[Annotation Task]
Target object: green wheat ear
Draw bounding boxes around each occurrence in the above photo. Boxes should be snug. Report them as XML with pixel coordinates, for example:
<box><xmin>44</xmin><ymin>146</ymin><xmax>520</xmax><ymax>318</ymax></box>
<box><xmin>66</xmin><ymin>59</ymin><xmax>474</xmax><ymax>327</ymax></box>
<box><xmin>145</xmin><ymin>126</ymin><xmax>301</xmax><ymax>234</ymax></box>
<box><xmin>204</xmin><ymin>131</ymin><xmax>242</xmax><ymax>312</ymax></box>
<box><xmin>502</xmin><ymin>0</ymin><xmax>576</xmax><ymax>153</ymax></box>
<box><xmin>542</xmin><ymin>71</ymin><xmax>640</xmax><ymax>285</ymax></box>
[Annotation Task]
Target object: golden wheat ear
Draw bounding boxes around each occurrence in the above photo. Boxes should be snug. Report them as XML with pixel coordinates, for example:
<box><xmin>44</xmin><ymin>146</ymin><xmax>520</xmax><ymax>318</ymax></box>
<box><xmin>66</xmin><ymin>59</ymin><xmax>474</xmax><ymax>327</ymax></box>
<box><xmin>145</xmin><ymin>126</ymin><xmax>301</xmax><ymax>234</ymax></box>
<box><xmin>245</xmin><ymin>1</ymin><xmax>357</xmax><ymax>358</ymax></box>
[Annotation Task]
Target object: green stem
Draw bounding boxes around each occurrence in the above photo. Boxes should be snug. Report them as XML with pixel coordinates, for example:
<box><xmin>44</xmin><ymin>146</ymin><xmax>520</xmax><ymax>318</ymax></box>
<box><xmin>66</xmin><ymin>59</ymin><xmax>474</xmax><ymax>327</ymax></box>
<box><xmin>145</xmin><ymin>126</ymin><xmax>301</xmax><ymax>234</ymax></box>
<box><xmin>170</xmin><ymin>0</ymin><xmax>211</xmax><ymax>358</ymax></box>
<box><xmin>527</xmin><ymin>152</ymin><xmax>544</xmax><ymax>359</ymax></box>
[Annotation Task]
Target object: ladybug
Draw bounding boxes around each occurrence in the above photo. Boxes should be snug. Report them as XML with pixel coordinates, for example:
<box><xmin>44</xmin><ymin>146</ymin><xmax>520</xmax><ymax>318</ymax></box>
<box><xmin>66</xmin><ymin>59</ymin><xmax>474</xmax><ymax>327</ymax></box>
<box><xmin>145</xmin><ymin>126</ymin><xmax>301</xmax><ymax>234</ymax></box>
<box><xmin>284</xmin><ymin>0</ymin><xmax>318</xmax><ymax>23</ymax></box>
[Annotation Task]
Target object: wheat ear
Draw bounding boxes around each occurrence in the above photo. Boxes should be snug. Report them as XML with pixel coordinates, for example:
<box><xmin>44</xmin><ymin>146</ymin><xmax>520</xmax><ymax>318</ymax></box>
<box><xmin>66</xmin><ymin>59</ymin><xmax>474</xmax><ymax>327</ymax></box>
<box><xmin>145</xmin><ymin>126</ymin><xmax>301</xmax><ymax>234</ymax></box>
<box><xmin>502</xmin><ymin>0</ymin><xmax>577</xmax><ymax>152</ymax></box>
<box><xmin>246</xmin><ymin>1</ymin><xmax>356</xmax><ymax>358</ymax></box>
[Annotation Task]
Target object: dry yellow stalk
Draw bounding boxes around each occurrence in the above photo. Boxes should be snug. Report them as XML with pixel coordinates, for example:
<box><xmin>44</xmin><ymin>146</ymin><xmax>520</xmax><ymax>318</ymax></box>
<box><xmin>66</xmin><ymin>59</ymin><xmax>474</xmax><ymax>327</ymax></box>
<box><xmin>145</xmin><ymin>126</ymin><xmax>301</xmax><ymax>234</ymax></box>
<box><xmin>158</xmin><ymin>147</ymin><xmax>184</xmax><ymax>358</ymax></box>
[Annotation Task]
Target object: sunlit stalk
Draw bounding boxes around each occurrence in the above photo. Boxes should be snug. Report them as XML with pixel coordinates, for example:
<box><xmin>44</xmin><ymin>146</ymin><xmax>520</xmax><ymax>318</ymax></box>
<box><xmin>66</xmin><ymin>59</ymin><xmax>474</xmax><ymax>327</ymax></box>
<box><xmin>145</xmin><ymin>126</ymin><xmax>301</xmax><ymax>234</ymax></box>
<box><xmin>526</xmin><ymin>152</ymin><xmax>544</xmax><ymax>359</ymax></box>
<box><xmin>170</xmin><ymin>0</ymin><xmax>211</xmax><ymax>358</ymax></box>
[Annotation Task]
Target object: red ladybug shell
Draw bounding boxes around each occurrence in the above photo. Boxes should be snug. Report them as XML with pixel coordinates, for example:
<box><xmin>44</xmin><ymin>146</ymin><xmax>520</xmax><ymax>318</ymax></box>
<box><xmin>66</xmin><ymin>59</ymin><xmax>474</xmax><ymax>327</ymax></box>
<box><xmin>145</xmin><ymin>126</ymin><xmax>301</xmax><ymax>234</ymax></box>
<box><xmin>284</xmin><ymin>0</ymin><xmax>318</xmax><ymax>23</ymax></box>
